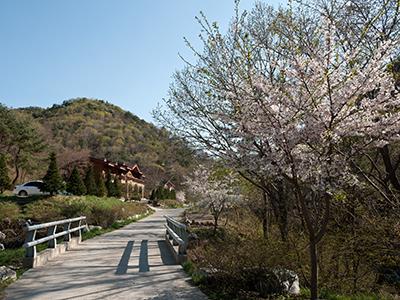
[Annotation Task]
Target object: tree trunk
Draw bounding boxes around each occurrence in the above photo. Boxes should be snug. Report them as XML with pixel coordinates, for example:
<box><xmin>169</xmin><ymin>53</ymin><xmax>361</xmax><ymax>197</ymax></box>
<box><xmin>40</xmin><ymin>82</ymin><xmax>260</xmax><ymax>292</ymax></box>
<box><xmin>262</xmin><ymin>192</ymin><xmax>269</xmax><ymax>239</ymax></box>
<box><xmin>213</xmin><ymin>215</ymin><xmax>218</xmax><ymax>235</ymax></box>
<box><xmin>12</xmin><ymin>163</ymin><xmax>19</xmax><ymax>186</ymax></box>
<box><xmin>380</xmin><ymin>145</ymin><xmax>400</xmax><ymax>191</ymax></box>
<box><xmin>310</xmin><ymin>238</ymin><xmax>318</xmax><ymax>300</ymax></box>
<box><xmin>11</xmin><ymin>149</ymin><xmax>21</xmax><ymax>186</ymax></box>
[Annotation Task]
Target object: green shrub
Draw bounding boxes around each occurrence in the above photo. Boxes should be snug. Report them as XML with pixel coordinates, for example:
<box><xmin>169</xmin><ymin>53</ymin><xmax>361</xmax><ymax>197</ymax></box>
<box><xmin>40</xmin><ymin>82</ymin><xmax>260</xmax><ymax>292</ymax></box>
<box><xmin>66</xmin><ymin>166</ymin><xmax>86</xmax><ymax>196</ymax></box>
<box><xmin>159</xmin><ymin>199</ymin><xmax>183</xmax><ymax>208</ymax></box>
<box><xmin>120</xmin><ymin>202</ymin><xmax>148</xmax><ymax>218</ymax></box>
<box><xmin>25</xmin><ymin>200</ymin><xmax>63</xmax><ymax>222</ymax></box>
<box><xmin>0</xmin><ymin>202</ymin><xmax>20</xmax><ymax>220</ymax></box>
<box><xmin>61</xmin><ymin>198</ymin><xmax>90</xmax><ymax>218</ymax></box>
<box><xmin>89</xmin><ymin>205</ymin><xmax>122</xmax><ymax>228</ymax></box>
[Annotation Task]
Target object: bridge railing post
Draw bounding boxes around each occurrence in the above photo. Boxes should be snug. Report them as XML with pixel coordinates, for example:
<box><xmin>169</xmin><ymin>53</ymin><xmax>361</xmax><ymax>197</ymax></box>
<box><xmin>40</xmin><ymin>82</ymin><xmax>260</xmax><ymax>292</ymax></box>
<box><xmin>164</xmin><ymin>216</ymin><xmax>189</xmax><ymax>261</ymax></box>
<box><xmin>47</xmin><ymin>225</ymin><xmax>57</xmax><ymax>248</ymax></box>
<box><xmin>24</xmin><ymin>223</ymin><xmax>37</xmax><ymax>258</ymax></box>
<box><xmin>23</xmin><ymin>216</ymin><xmax>87</xmax><ymax>268</ymax></box>
<box><xmin>77</xmin><ymin>219</ymin><xmax>82</xmax><ymax>241</ymax></box>
<box><xmin>64</xmin><ymin>222</ymin><xmax>71</xmax><ymax>242</ymax></box>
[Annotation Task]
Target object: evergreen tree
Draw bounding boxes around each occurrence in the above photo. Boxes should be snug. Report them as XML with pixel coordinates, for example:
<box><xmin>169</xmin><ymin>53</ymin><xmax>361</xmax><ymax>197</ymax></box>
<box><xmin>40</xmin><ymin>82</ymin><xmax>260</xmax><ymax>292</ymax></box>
<box><xmin>0</xmin><ymin>154</ymin><xmax>10</xmax><ymax>193</ymax></box>
<box><xmin>95</xmin><ymin>170</ymin><xmax>106</xmax><ymax>197</ymax></box>
<box><xmin>84</xmin><ymin>165</ymin><xmax>97</xmax><ymax>195</ymax></box>
<box><xmin>113</xmin><ymin>177</ymin><xmax>122</xmax><ymax>198</ymax></box>
<box><xmin>42</xmin><ymin>152</ymin><xmax>63</xmax><ymax>195</ymax></box>
<box><xmin>171</xmin><ymin>189</ymin><xmax>176</xmax><ymax>200</ymax></box>
<box><xmin>132</xmin><ymin>184</ymin><xmax>140</xmax><ymax>200</ymax></box>
<box><xmin>105</xmin><ymin>170</ymin><xmax>114</xmax><ymax>197</ymax></box>
<box><xmin>66</xmin><ymin>166</ymin><xmax>86</xmax><ymax>195</ymax></box>
<box><xmin>161</xmin><ymin>187</ymin><xmax>168</xmax><ymax>199</ymax></box>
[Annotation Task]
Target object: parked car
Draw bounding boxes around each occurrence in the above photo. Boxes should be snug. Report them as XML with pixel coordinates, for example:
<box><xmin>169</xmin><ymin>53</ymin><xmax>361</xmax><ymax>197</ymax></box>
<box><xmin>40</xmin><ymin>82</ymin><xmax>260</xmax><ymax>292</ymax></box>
<box><xmin>13</xmin><ymin>180</ymin><xmax>48</xmax><ymax>197</ymax></box>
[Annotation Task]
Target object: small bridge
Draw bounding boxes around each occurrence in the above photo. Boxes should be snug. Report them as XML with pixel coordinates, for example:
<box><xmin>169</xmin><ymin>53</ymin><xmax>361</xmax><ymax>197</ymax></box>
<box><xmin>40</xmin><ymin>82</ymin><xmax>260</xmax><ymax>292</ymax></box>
<box><xmin>5</xmin><ymin>209</ymin><xmax>207</xmax><ymax>300</ymax></box>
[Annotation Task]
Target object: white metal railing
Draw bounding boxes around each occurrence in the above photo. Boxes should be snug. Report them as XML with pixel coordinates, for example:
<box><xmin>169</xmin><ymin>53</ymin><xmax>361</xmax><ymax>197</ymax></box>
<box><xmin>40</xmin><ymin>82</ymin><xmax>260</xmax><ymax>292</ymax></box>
<box><xmin>164</xmin><ymin>215</ymin><xmax>188</xmax><ymax>255</ymax></box>
<box><xmin>23</xmin><ymin>216</ymin><xmax>87</xmax><ymax>258</ymax></box>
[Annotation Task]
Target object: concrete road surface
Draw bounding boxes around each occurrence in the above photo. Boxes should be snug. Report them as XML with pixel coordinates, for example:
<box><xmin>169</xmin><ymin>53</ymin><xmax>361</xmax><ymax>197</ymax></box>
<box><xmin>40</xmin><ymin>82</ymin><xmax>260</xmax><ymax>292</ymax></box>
<box><xmin>5</xmin><ymin>208</ymin><xmax>208</xmax><ymax>300</ymax></box>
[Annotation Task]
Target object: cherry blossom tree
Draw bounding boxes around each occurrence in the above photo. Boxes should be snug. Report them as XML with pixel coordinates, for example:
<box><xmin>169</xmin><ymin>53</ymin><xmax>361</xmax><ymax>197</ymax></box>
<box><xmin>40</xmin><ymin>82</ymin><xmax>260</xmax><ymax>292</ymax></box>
<box><xmin>157</xmin><ymin>1</ymin><xmax>400</xmax><ymax>298</ymax></box>
<box><xmin>232</xmin><ymin>21</ymin><xmax>399</xmax><ymax>299</ymax></box>
<box><xmin>185</xmin><ymin>166</ymin><xmax>241</xmax><ymax>234</ymax></box>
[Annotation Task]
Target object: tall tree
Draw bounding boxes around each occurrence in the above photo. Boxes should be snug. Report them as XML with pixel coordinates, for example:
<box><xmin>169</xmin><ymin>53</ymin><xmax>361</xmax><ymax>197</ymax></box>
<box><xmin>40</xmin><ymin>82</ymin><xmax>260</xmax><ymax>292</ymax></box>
<box><xmin>0</xmin><ymin>154</ymin><xmax>10</xmax><ymax>193</ymax></box>
<box><xmin>95</xmin><ymin>170</ymin><xmax>106</xmax><ymax>197</ymax></box>
<box><xmin>186</xmin><ymin>166</ymin><xmax>241</xmax><ymax>234</ymax></box>
<box><xmin>66</xmin><ymin>166</ymin><xmax>86</xmax><ymax>196</ymax></box>
<box><xmin>105</xmin><ymin>170</ymin><xmax>114</xmax><ymax>197</ymax></box>
<box><xmin>112</xmin><ymin>177</ymin><xmax>122</xmax><ymax>198</ymax></box>
<box><xmin>42</xmin><ymin>152</ymin><xmax>63</xmax><ymax>195</ymax></box>
<box><xmin>0</xmin><ymin>105</ymin><xmax>46</xmax><ymax>184</ymax></box>
<box><xmin>84</xmin><ymin>165</ymin><xmax>97</xmax><ymax>196</ymax></box>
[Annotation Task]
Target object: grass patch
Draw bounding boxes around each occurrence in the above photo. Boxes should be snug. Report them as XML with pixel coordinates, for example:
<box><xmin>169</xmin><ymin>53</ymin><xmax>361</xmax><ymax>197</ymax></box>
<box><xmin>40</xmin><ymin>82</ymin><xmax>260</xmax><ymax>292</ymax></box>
<box><xmin>158</xmin><ymin>199</ymin><xmax>184</xmax><ymax>209</ymax></box>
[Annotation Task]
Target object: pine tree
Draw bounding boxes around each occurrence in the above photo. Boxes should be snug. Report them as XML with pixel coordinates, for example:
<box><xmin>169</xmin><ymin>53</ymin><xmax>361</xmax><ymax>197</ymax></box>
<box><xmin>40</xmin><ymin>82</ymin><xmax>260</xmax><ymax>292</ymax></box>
<box><xmin>42</xmin><ymin>152</ymin><xmax>63</xmax><ymax>195</ymax></box>
<box><xmin>84</xmin><ymin>165</ymin><xmax>97</xmax><ymax>196</ymax></box>
<box><xmin>138</xmin><ymin>186</ymin><xmax>143</xmax><ymax>199</ymax></box>
<box><xmin>171</xmin><ymin>189</ymin><xmax>176</xmax><ymax>200</ymax></box>
<box><xmin>66</xmin><ymin>166</ymin><xmax>86</xmax><ymax>195</ymax></box>
<box><xmin>155</xmin><ymin>187</ymin><xmax>162</xmax><ymax>200</ymax></box>
<box><xmin>113</xmin><ymin>177</ymin><xmax>122</xmax><ymax>198</ymax></box>
<box><xmin>105</xmin><ymin>170</ymin><xmax>114</xmax><ymax>197</ymax></box>
<box><xmin>95</xmin><ymin>170</ymin><xmax>106</xmax><ymax>197</ymax></box>
<box><xmin>132</xmin><ymin>184</ymin><xmax>140</xmax><ymax>200</ymax></box>
<box><xmin>0</xmin><ymin>154</ymin><xmax>10</xmax><ymax>193</ymax></box>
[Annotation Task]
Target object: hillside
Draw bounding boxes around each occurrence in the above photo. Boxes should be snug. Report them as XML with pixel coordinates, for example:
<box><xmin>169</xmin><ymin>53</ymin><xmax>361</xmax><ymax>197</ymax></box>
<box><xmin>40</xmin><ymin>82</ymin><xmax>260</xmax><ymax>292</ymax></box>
<box><xmin>15</xmin><ymin>98</ymin><xmax>195</xmax><ymax>191</ymax></box>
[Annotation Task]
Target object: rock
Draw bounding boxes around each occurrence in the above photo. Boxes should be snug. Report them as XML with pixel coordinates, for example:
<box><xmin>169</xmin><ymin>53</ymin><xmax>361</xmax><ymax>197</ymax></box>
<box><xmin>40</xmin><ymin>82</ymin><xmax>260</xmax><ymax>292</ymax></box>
<box><xmin>188</xmin><ymin>232</ymin><xmax>199</xmax><ymax>241</ymax></box>
<box><xmin>0</xmin><ymin>244</ymin><xmax>4</xmax><ymax>251</ymax></box>
<box><xmin>88</xmin><ymin>225</ymin><xmax>102</xmax><ymax>231</ymax></box>
<box><xmin>274</xmin><ymin>269</ymin><xmax>300</xmax><ymax>295</ymax></box>
<box><xmin>187</xmin><ymin>233</ymin><xmax>200</xmax><ymax>249</ymax></box>
<box><xmin>0</xmin><ymin>266</ymin><xmax>17</xmax><ymax>282</ymax></box>
<box><xmin>0</xmin><ymin>231</ymin><xmax>5</xmax><ymax>241</ymax></box>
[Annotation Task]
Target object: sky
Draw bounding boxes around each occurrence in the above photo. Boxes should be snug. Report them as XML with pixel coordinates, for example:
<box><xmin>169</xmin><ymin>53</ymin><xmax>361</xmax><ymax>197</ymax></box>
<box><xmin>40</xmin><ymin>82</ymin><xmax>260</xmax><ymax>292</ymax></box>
<box><xmin>0</xmin><ymin>0</ymin><xmax>283</xmax><ymax>122</ymax></box>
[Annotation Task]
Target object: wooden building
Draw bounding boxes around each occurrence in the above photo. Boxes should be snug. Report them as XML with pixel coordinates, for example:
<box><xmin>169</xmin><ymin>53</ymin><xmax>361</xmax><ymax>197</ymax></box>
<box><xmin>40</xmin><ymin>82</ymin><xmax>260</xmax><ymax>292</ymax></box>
<box><xmin>89</xmin><ymin>157</ymin><xmax>145</xmax><ymax>200</ymax></box>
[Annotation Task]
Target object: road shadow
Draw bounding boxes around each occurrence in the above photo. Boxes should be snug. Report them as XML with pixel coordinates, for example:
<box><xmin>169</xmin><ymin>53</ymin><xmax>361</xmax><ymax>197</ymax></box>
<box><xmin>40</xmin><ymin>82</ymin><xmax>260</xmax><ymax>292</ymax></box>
<box><xmin>139</xmin><ymin>240</ymin><xmax>149</xmax><ymax>272</ymax></box>
<box><xmin>157</xmin><ymin>240</ymin><xmax>176</xmax><ymax>266</ymax></box>
<box><xmin>115</xmin><ymin>240</ymin><xmax>134</xmax><ymax>275</ymax></box>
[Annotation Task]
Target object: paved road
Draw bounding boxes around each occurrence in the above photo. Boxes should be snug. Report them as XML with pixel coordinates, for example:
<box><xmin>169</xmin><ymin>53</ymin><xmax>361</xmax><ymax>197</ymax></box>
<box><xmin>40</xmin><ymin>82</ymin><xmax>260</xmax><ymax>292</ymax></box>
<box><xmin>5</xmin><ymin>208</ymin><xmax>208</xmax><ymax>300</ymax></box>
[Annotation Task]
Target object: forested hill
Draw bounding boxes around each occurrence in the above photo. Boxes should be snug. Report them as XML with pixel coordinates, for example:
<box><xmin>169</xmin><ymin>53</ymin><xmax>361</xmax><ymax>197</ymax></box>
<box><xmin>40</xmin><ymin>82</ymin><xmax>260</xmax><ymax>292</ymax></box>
<box><xmin>13</xmin><ymin>98</ymin><xmax>195</xmax><ymax>190</ymax></box>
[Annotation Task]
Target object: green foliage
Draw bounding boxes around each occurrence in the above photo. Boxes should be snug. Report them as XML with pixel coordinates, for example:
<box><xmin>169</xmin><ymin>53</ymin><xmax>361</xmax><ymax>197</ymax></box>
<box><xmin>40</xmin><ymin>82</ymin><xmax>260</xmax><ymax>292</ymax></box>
<box><xmin>61</xmin><ymin>198</ymin><xmax>90</xmax><ymax>218</ymax></box>
<box><xmin>112</xmin><ymin>178</ymin><xmax>122</xmax><ymax>198</ymax></box>
<box><xmin>158</xmin><ymin>199</ymin><xmax>183</xmax><ymax>208</ymax></box>
<box><xmin>0</xmin><ymin>202</ymin><xmax>20</xmax><ymax>220</ymax></box>
<box><xmin>0</xmin><ymin>104</ymin><xmax>46</xmax><ymax>185</ymax></box>
<box><xmin>25</xmin><ymin>199</ymin><xmax>64</xmax><ymax>222</ymax></box>
<box><xmin>84</xmin><ymin>165</ymin><xmax>97</xmax><ymax>195</ymax></box>
<box><xmin>66</xmin><ymin>166</ymin><xmax>86</xmax><ymax>195</ymax></box>
<box><xmin>129</xmin><ymin>184</ymin><xmax>141</xmax><ymax>200</ymax></box>
<box><xmin>150</xmin><ymin>186</ymin><xmax>175</xmax><ymax>201</ymax></box>
<box><xmin>42</xmin><ymin>152</ymin><xmax>63</xmax><ymax>195</ymax></box>
<box><xmin>23</xmin><ymin>195</ymin><xmax>149</xmax><ymax>226</ymax></box>
<box><xmin>95</xmin><ymin>170</ymin><xmax>106</xmax><ymax>197</ymax></box>
<box><xmin>0</xmin><ymin>154</ymin><xmax>10</xmax><ymax>193</ymax></box>
<box><xmin>105</xmin><ymin>170</ymin><xmax>114</xmax><ymax>197</ymax></box>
